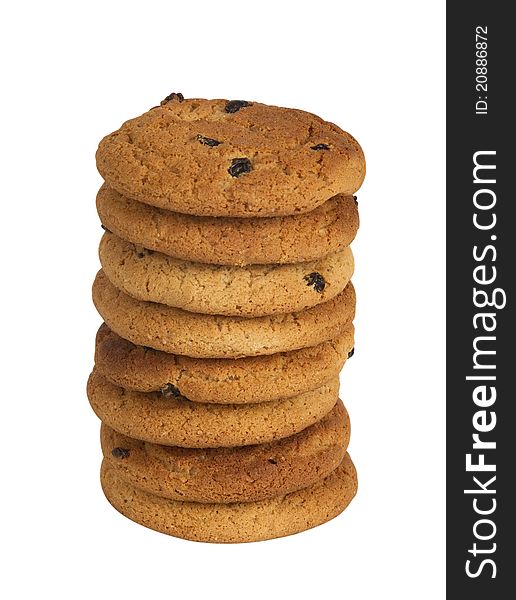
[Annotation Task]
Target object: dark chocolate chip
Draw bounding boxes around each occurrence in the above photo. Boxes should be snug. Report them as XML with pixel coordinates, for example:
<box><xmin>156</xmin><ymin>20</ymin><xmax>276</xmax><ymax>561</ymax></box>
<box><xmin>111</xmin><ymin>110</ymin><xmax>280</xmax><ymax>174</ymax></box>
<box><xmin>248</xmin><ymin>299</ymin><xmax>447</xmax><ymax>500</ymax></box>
<box><xmin>196</xmin><ymin>135</ymin><xmax>222</xmax><ymax>147</ymax></box>
<box><xmin>225</xmin><ymin>100</ymin><xmax>252</xmax><ymax>113</ymax></box>
<box><xmin>347</xmin><ymin>347</ymin><xmax>355</xmax><ymax>359</ymax></box>
<box><xmin>353</xmin><ymin>195</ymin><xmax>358</xmax><ymax>206</ymax></box>
<box><xmin>310</xmin><ymin>143</ymin><xmax>330</xmax><ymax>150</ymax></box>
<box><xmin>160</xmin><ymin>383</ymin><xmax>182</xmax><ymax>398</ymax></box>
<box><xmin>304</xmin><ymin>272</ymin><xmax>326</xmax><ymax>293</ymax></box>
<box><xmin>160</xmin><ymin>92</ymin><xmax>184</xmax><ymax>105</ymax></box>
<box><xmin>112</xmin><ymin>447</ymin><xmax>130</xmax><ymax>459</ymax></box>
<box><xmin>134</xmin><ymin>244</ymin><xmax>153</xmax><ymax>258</ymax></box>
<box><xmin>228</xmin><ymin>157</ymin><xmax>252</xmax><ymax>177</ymax></box>
<box><xmin>268</xmin><ymin>458</ymin><xmax>278</xmax><ymax>465</ymax></box>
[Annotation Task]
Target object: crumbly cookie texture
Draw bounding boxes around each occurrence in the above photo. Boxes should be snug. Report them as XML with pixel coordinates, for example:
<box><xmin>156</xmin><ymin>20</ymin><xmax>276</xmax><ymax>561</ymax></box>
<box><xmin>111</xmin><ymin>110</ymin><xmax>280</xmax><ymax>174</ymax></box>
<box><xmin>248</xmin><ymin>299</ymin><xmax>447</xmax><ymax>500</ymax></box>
<box><xmin>100</xmin><ymin>452</ymin><xmax>358</xmax><ymax>543</ymax></box>
<box><xmin>99</xmin><ymin>231</ymin><xmax>354</xmax><ymax>317</ymax></box>
<box><xmin>100</xmin><ymin>400</ymin><xmax>349</xmax><ymax>503</ymax></box>
<box><xmin>92</xmin><ymin>270</ymin><xmax>356</xmax><ymax>358</ymax></box>
<box><xmin>94</xmin><ymin>323</ymin><xmax>354</xmax><ymax>404</ymax></box>
<box><xmin>87</xmin><ymin>370</ymin><xmax>339</xmax><ymax>448</ymax></box>
<box><xmin>96</xmin><ymin>97</ymin><xmax>365</xmax><ymax>217</ymax></box>
<box><xmin>97</xmin><ymin>184</ymin><xmax>359</xmax><ymax>266</ymax></box>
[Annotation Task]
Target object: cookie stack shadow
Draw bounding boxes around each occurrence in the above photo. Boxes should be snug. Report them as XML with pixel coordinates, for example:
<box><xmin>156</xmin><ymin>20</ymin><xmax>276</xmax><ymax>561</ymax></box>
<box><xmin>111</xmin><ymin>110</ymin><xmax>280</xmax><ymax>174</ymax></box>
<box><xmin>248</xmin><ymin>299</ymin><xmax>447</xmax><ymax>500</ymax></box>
<box><xmin>87</xmin><ymin>95</ymin><xmax>365</xmax><ymax>543</ymax></box>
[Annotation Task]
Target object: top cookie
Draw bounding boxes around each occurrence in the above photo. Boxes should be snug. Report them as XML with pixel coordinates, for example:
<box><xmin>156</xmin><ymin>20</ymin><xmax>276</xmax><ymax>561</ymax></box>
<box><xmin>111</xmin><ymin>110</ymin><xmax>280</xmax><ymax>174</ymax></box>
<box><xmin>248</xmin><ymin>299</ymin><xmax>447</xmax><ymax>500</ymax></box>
<box><xmin>96</xmin><ymin>96</ymin><xmax>365</xmax><ymax>217</ymax></box>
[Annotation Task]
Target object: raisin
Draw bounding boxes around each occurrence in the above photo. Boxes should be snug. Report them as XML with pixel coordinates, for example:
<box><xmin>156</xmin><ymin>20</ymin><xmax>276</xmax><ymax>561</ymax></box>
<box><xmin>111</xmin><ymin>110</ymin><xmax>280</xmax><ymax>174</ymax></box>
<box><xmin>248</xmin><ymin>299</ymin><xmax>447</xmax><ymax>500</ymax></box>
<box><xmin>347</xmin><ymin>347</ymin><xmax>355</xmax><ymax>359</ymax></box>
<box><xmin>196</xmin><ymin>135</ymin><xmax>222</xmax><ymax>147</ymax></box>
<box><xmin>268</xmin><ymin>458</ymin><xmax>278</xmax><ymax>465</ymax></box>
<box><xmin>160</xmin><ymin>92</ymin><xmax>184</xmax><ymax>105</ymax></box>
<box><xmin>134</xmin><ymin>244</ymin><xmax>152</xmax><ymax>258</ymax></box>
<box><xmin>310</xmin><ymin>143</ymin><xmax>330</xmax><ymax>150</ymax></box>
<box><xmin>228</xmin><ymin>158</ymin><xmax>252</xmax><ymax>177</ymax></box>
<box><xmin>161</xmin><ymin>383</ymin><xmax>181</xmax><ymax>398</ymax></box>
<box><xmin>304</xmin><ymin>272</ymin><xmax>326</xmax><ymax>293</ymax></box>
<box><xmin>112</xmin><ymin>447</ymin><xmax>130</xmax><ymax>459</ymax></box>
<box><xmin>225</xmin><ymin>100</ymin><xmax>252</xmax><ymax>113</ymax></box>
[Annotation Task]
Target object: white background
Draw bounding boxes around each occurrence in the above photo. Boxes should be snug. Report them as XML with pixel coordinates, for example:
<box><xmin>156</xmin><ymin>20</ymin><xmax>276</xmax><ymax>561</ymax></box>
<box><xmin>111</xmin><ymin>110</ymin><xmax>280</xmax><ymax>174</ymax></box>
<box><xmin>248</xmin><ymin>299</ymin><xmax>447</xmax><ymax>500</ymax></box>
<box><xmin>1</xmin><ymin>1</ymin><xmax>445</xmax><ymax>598</ymax></box>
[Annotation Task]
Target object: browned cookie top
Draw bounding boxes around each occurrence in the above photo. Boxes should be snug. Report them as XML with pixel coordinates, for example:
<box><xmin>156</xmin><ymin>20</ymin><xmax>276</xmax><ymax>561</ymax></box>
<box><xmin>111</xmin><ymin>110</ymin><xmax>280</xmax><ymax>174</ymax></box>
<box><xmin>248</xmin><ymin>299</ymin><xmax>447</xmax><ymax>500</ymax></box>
<box><xmin>100</xmin><ymin>400</ymin><xmax>350</xmax><ymax>503</ymax></box>
<box><xmin>87</xmin><ymin>370</ymin><xmax>339</xmax><ymax>448</ymax></box>
<box><xmin>96</xmin><ymin>96</ymin><xmax>365</xmax><ymax>217</ymax></box>
<box><xmin>92</xmin><ymin>270</ymin><xmax>356</xmax><ymax>358</ymax></box>
<box><xmin>94</xmin><ymin>323</ymin><xmax>354</xmax><ymax>404</ymax></box>
<box><xmin>97</xmin><ymin>184</ymin><xmax>360</xmax><ymax>266</ymax></box>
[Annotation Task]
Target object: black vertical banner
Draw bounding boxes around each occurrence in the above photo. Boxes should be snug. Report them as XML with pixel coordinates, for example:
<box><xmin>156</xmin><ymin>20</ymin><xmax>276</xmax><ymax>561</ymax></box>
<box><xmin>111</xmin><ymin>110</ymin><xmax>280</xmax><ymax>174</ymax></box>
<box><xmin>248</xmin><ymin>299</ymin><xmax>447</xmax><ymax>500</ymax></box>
<box><xmin>447</xmin><ymin>2</ymin><xmax>515</xmax><ymax>597</ymax></box>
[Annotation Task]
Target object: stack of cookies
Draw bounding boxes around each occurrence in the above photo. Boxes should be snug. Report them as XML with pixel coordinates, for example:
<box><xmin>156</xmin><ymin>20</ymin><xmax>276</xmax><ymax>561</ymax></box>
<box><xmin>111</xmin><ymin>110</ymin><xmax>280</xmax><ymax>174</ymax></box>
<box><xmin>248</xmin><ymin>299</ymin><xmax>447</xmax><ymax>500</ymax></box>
<box><xmin>88</xmin><ymin>95</ymin><xmax>365</xmax><ymax>543</ymax></box>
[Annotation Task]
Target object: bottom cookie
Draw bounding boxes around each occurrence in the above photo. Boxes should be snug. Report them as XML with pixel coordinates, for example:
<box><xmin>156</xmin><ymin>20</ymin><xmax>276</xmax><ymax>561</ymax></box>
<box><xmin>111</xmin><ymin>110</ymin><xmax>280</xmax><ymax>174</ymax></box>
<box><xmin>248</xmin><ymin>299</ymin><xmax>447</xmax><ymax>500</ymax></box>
<box><xmin>100</xmin><ymin>453</ymin><xmax>357</xmax><ymax>543</ymax></box>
